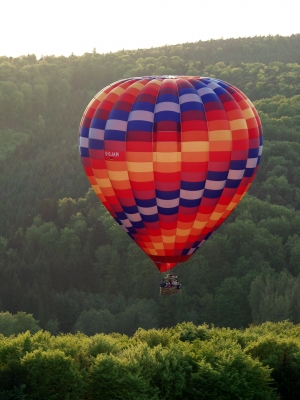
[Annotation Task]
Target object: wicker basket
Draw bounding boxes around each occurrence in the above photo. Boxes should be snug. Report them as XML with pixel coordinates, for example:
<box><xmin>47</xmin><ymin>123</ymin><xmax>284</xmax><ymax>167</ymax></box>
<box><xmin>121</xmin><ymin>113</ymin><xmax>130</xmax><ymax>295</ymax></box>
<box><xmin>160</xmin><ymin>286</ymin><xmax>182</xmax><ymax>296</ymax></box>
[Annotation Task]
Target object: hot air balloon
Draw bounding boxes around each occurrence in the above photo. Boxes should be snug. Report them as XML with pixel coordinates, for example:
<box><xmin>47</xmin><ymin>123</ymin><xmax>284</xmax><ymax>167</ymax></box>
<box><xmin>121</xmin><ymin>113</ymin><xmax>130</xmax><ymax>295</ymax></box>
<box><xmin>79</xmin><ymin>76</ymin><xmax>263</xmax><ymax>274</ymax></box>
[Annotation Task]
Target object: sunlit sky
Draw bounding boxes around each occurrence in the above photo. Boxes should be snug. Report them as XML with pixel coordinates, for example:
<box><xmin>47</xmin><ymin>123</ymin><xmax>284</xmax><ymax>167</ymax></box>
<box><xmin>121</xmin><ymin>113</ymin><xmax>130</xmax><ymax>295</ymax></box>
<box><xmin>1</xmin><ymin>0</ymin><xmax>300</xmax><ymax>58</ymax></box>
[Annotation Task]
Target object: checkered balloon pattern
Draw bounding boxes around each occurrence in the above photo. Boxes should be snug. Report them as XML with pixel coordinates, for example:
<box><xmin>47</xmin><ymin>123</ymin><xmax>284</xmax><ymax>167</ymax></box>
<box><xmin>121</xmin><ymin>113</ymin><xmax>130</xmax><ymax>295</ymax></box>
<box><xmin>79</xmin><ymin>76</ymin><xmax>263</xmax><ymax>272</ymax></box>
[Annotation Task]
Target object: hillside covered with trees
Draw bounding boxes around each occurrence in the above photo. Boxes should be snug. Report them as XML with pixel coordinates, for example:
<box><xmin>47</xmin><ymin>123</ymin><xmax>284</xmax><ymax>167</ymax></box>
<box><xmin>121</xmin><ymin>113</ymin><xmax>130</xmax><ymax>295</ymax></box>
<box><xmin>0</xmin><ymin>34</ymin><xmax>300</xmax><ymax>338</ymax></box>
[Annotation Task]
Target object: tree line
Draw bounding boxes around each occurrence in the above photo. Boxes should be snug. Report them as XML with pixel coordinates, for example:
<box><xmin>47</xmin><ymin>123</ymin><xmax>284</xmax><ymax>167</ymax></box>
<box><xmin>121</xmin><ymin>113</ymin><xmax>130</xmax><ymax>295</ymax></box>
<box><xmin>1</xmin><ymin>320</ymin><xmax>300</xmax><ymax>399</ymax></box>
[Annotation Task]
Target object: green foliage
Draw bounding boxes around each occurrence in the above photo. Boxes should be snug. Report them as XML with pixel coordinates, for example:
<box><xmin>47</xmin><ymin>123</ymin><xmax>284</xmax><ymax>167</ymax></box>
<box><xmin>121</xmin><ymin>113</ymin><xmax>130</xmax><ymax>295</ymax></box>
<box><xmin>190</xmin><ymin>341</ymin><xmax>273</xmax><ymax>399</ymax></box>
<box><xmin>0</xmin><ymin>332</ymin><xmax>32</xmax><ymax>394</ymax></box>
<box><xmin>21</xmin><ymin>349</ymin><xmax>84</xmax><ymax>399</ymax></box>
<box><xmin>174</xmin><ymin>321</ymin><xmax>210</xmax><ymax>342</ymax></box>
<box><xmin>89</xmin><ymin>332</ymin><xmax>129</xmax><ymax>357</ymax></box>
<box><xmin>214</xmin><ymin>277</ymin><xmax>252</xmax><ymax>328</ymax></box>
<box><xmin>0</xmin><ymin>312</ymin><xmax>40</xmax><ymax>336</ymax></box>
<box><xmin>248</xmin><ymin>271</ymin><xmax>300</xmax><ymax>324</ymax></box>
<box><xmin>245</xmin><ymin>336</ymin><xmax>300</xmax><ymax>399</ymax></box>
<box><xmin>0</xmin><ymin>130</ymin><xmax>29</xmax><ymax>161</ymax></box>
<box><xmin>147</xmin><ymin>344</ymin><xmax>195</xmax><ymax>400</ymax></box>
<box><xmin>88</xmin><ymin>353</ymin><xmax>157</xmax><ymax>400</ymax></box>
<box><xmin>0</xmin><ymin>322</ymin><xmax>288</xmax><ymax>399</ymax></box>
<box><xmin>73</xmin><ymin>309</ymin><xmax>115</xmax><ymax>335</ymax></box>
<box><xmin>132</xmin><ymin>327</ymin><xmax>173</xmax><ymax>348</ymax></box>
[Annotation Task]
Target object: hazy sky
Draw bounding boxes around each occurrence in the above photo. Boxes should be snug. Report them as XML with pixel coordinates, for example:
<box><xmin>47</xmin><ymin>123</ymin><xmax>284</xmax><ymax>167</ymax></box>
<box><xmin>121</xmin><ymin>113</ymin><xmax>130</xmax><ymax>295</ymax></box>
<box><xmin>1</xmin><ymin>0</ymin><xmax>300</xmax><ymax>58</ymax></box>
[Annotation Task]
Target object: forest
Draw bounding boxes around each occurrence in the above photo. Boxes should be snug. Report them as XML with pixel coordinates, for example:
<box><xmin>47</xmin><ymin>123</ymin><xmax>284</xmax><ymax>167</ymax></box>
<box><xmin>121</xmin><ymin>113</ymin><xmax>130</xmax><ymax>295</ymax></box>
<box><xmin>1</xmin><ymin>321</ymin><xmax>300</xmax><ymax>399</ymax></box>
<box><xmin>0</xmin><ymin>35</ymin><xmax>300</xmax><ymax>339</ymax></box>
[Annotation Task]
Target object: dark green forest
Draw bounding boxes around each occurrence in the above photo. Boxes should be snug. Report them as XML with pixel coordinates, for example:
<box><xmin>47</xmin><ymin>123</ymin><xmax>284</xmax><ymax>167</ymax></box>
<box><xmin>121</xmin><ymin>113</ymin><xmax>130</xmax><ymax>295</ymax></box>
<box><xmin>1</xmin><ymin>34</ymin><xmax>300</xmax><ymax>339</ymax></box>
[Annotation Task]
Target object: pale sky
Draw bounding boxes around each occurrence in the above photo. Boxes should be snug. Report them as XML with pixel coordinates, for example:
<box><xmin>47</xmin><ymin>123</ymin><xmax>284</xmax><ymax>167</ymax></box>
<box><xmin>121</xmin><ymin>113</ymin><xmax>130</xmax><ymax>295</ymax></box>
<box><xmin>1</xmin><ymin>0</ymin><xmax>300</xmax><ymax>58</ymax></box>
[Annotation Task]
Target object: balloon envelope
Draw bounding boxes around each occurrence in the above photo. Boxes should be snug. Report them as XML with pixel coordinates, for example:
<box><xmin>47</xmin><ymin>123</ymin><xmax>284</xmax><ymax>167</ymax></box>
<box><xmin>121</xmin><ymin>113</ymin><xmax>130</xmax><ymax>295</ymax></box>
<box><xmin>79</xmin><ymin>76</ymin><xmax>263</xmax><ymax>272</ymax></box>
